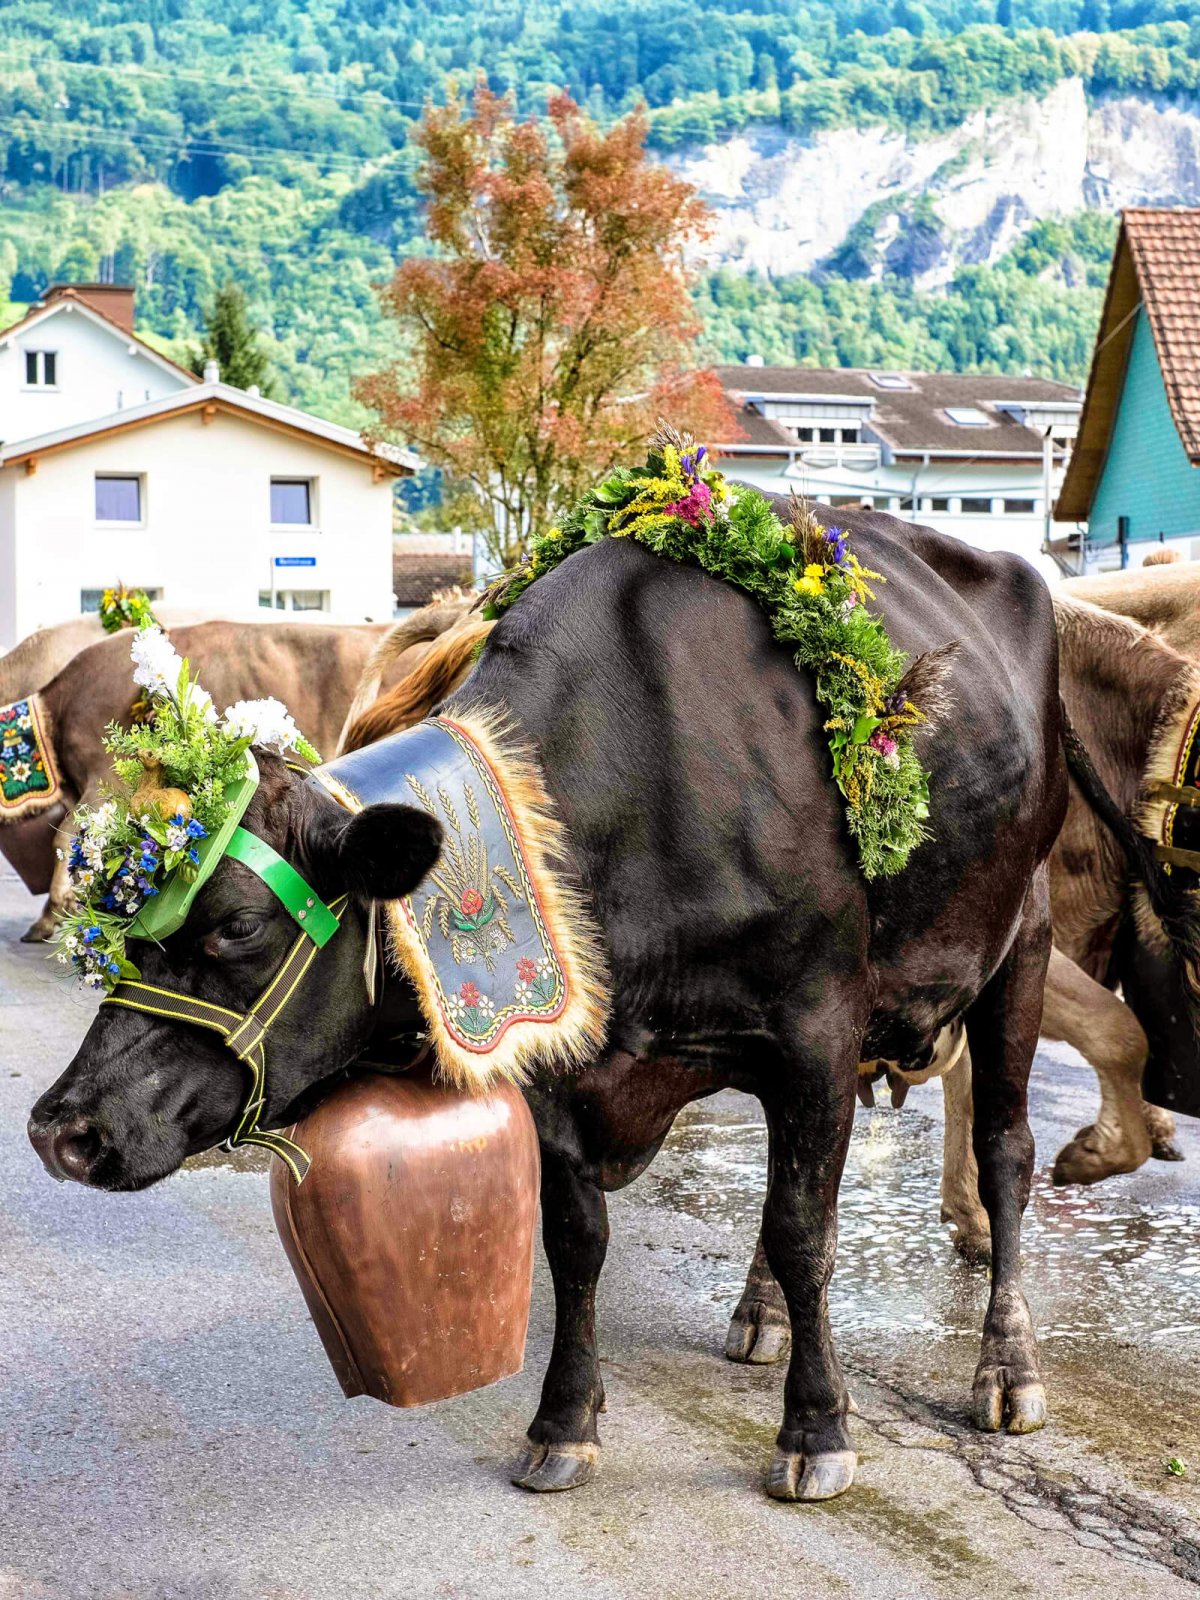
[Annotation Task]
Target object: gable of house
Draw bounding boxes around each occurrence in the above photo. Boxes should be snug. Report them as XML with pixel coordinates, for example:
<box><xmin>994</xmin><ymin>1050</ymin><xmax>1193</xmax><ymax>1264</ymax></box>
<box><xmin>1088</xmin><ymin>308</ymin><xmax>1200</xmax><ymax>547</ymax></box>
<box><xmin>0</xmin><ymin>292</ymin><xmax>195</xmax><ymax>447</ymax></box>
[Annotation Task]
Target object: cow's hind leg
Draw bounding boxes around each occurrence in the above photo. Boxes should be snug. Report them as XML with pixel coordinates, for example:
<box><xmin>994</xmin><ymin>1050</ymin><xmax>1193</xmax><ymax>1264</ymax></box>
<box><xmin>725</xmin><ymin>1233</ymin><xmax>791</xmax><ymax>1364</ymax></box>
<box><xmin>512</xmin><ymin>1147</ymin><xmax>608</xmax><ymax>1493</ymax></box>
<box><xmin>760</xmin><ymin>1012</ymin><xmax>861</xmax><ymax>1502</ymax></box>
<box><xmin>967</xmin><ymin>868</ymin><xmax>1051</xmax><ymax>1436</ymax></box>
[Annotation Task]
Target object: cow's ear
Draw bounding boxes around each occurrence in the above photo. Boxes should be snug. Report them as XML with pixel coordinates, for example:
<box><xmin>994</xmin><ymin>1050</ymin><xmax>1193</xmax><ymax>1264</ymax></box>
<box><xmin>301</xmin><ymin>800</ymin><xmax>442</xmax><ymax>902</ymax></box>
<box><xmin>337</xmin><ymin>804</ymin><xmax>443</xmax><ymax>900</ymax></box>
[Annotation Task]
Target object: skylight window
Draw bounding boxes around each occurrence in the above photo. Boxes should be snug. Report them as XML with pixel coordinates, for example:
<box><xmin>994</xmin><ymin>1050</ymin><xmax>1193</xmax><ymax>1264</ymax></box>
<box><xmin>945</xmin><ymin>407</ymin><xmax>992</xmax><ymax>427</ymax></box>
<box><xmin>870</xmin><ymin>372</ymin><xmax>912</xmax><ymax>390</ymax></box>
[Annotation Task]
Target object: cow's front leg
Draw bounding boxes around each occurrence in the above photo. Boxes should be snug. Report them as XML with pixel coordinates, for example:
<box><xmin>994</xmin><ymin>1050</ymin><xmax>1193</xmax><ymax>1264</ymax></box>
<box><xmin>967</xmin><ymin>868</ymin><xmax>1050</xmax><ymax>1436</ymax></box>
<box><xmin>761</xmin><ymin>1022</ymin><xmax>861</xmax><ymax>1503</ymax></box>
<box><xmin>725</xmin><ymin>1233</ymin><xmax>791</xmax><ymax>1364</ymax></box>
<box><xmin>512</xmin><ymin>1147</ymin><xmax>608</xmax><ymax>1493</ymax></box>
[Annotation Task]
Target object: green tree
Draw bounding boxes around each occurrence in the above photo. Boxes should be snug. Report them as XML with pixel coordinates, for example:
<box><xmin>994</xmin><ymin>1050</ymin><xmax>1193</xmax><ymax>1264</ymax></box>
<box><xmin>190</xmin><ymin>282</ymin><xmax>273</xmax><ymax>393</ymax></box>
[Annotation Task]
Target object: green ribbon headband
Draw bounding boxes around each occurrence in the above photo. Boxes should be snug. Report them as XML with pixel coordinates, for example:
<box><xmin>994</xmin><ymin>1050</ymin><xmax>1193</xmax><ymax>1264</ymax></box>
<box><xmin>225</xmin><ymin>828</ymin><xmax>339</xmax><ymax>945</ymax></box>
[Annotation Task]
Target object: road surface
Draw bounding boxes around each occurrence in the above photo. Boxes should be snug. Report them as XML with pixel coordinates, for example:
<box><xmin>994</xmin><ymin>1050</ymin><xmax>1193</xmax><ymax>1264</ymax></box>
<box><xmin>1</xmin><ymin>867</ymin><xmax>1197</xmax><ymax>1599</ymax></box>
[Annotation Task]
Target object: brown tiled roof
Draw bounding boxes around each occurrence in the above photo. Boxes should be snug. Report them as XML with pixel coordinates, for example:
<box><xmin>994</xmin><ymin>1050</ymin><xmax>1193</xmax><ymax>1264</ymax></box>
<box><xmin>714</xmin><ymin>364</ymin><xmax>1079</xmax><ymax>458</ymax></box>
<box><xmin>1058</xmin><ymin>209</ymin><xmax>1200</xmax><ymax>521</ymax></box>
<box><xmin>393</xmin><ymin>549</ymin><xmax>474</xmax><ymax>606</ymax></box>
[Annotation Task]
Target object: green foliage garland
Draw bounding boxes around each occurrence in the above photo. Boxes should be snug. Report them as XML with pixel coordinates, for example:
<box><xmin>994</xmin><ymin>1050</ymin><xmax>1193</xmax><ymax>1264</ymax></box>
<box><xmin>487</xmin><ymin>439</ymin><xmax>933</xmax><ymax>878</ymax></box>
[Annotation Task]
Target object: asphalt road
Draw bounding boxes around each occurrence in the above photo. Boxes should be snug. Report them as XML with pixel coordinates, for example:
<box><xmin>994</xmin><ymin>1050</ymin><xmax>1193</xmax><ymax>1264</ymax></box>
<box><xmin>2</xmin><ymin>865</ymin><xmax>1199</xmax><ymax>1600</ymax></box>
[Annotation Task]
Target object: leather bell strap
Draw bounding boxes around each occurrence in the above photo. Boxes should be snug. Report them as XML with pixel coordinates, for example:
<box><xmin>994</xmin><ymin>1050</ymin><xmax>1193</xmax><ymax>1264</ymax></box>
<box><xmin>102</xmin><ymin>894</ymin><xmax>352</xmax><ymax>1183</ymax></box>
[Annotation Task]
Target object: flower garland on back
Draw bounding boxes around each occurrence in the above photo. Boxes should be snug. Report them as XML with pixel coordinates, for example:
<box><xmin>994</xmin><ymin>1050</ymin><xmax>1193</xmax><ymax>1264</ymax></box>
<box><xmin>486</xmin><ymin>435</ymin><xmax>948</xmax><ymax>879</ymax></box>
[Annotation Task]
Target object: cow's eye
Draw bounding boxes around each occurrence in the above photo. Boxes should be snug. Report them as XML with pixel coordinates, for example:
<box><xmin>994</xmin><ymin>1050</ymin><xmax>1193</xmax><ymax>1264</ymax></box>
<box><xmin>205</xmin><ymin>916</ymin><xmax>267</xmax><ymax>959</ymax></box>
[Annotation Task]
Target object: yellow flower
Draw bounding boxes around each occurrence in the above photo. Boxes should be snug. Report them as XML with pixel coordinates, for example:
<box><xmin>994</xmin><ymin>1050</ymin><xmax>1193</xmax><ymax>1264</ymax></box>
<box><xmin>794</xmin><ymin>566</ymin><xmax>825</xmax><ymax>597</ymax></box>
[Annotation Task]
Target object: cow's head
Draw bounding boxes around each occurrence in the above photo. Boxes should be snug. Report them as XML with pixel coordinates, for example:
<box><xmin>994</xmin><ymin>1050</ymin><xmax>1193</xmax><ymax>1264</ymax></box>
<box><xmin>27</xmin><ymin>750</ymin><xmax>442</xmax><ymax>1190</ymax></box>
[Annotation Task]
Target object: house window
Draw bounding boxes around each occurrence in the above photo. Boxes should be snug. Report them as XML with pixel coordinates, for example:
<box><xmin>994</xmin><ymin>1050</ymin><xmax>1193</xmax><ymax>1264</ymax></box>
<box><xmin>841</xmin><ymin>428</ymin><xmax>860</xmax><ymax>444</ymax></box>
<box><xmin>960</xmin><ymin>497</ymin><xmax>992</xmax><ymax>514</ymax></box>
<box><xmin>95</xmin><ymin>475</ymin><xmax>143</xmax><ymax>523</ymax></box>
<box><xmin>818</xmin><ymin>427</ymin><xmax>837</xmax><ymax>443</ymax></box>
<box><xmin>81</xmin><ymin>586</ymin><xmax>161</xmax><ymax>614</ymax></box>
<box><xmin>945</xmin><ymin>407</ymin><xmax>992</xmax><ymax>427</ymax></box>
<box><xmin>24</xmin><ymin>350</ymin><xmax>58</xmax><ymax>387</ymax></box>
<box><xmin>271</xmin><ymin>478</ymin><xmax>314</xmax><ymax>525</ymax></box>
<box><xmin>870</xmin><ymin>372</ymin><xmax>913</xmax><ymax>390</ymax></box>
<box><xmin>795</xmin><ymin>427</ymin><xmax>814</xmax><ymax>442</ymax></box>
<box><xmin>922</xmin><ymin>497</ymin><xmax>950</xmax><ymax>513</ymax></box>
<box><xmin>258</xmin><ymin>589</ymin><xmax>330</xmax><ymax>612</ymax></box>
<box><xmin>1004</xmin><ymin>498</ymin><xmax>1036</xmax><ymax>515</ymax></box>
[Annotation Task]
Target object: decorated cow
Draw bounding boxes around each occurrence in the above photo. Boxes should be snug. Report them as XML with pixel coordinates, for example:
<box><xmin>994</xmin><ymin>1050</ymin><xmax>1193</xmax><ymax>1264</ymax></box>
<box><xmin>30</xmin><ymin>438</ymin><xmax>1184</xmax><ymax>1507</ymax></box>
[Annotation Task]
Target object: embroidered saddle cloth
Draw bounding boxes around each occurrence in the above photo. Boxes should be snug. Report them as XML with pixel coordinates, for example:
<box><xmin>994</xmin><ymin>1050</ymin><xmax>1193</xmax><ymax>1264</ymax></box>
<box><xmin>314</xmin><ymin>712</ymin><xmax>608</xmax><ymax>1091</ymax></box>
<box><xmin>0</xmin><ymin>696</ymin><xmax>61</xmax><ymax>818</ymax></box>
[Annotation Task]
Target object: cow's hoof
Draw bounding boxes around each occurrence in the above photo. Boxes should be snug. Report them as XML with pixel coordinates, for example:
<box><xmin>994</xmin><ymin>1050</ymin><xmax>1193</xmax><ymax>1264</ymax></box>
<box><xmin>945</xmin><ymin>1218</ymin><xmax>992</xmax><ymax>1264</ymax></box>
<box><xmin>1052</xmin><ymin>1125</ymin><xmax>1144</xmax><ymax>1188</ymax></box>
<box><xmin>511</xmin><ymin>1438</ymin><xmax>598</xmax><ymax>1493</ymax></box>
<box><xmin>972</xmin><ymin>1372</ymin><xmax>1046</xmax><ymax>1435</ymax></box>
<box><xmin>1151</xmin><ymin>1137</ymin><xmax>1185</xmax><ymax>1163</ymax></box>
<box><xmin>20</xmin><ymin>920</ymin><xmax>55</xmax><ymax>944</ymax></box>
<box><xmin>725</xmin><ymin>1308</ymin><xmax>791</xmax><ymax>1365</ymax></box>
<box><xmin>766</xmin><ymin>1446</ymin><xmax>856</xmax><ymax>1502</ymax></box>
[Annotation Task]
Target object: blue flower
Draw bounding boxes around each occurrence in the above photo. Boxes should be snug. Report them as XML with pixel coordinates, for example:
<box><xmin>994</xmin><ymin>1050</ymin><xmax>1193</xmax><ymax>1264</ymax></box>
<box><xmin>187</xmin><ymin>846</ymin><xmax>200</xmax><ymax>865</ymax></box>
<box><xmin>825</xmin><ymin>526</ymin><xmax>848</xmax><ymax>565</ymax></box>
<box><xmin>186</xmin><ymin>818</ymin><xmax>207</xmax><ymax>840</ymax></box>
<box><xmin>83</xmin><ymin>926</ymin><xmax>102</xmax><ymax>945</ymax></box>
<box><xmin>141</xmin><ymin>883</ymin><xmax>159</xmax><ymax>898</ymax></box>
<box><xmin>106</xmin><ymin>960</ymin><xmax>120</xmax><ymax>975</ymax></box>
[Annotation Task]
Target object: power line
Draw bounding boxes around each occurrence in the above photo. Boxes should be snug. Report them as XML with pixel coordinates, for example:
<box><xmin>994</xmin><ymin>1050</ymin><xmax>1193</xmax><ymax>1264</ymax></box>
<box><xmin>0</xmin><ymin>114</ymin><xmax>420</xmax><ymax>174</ymax></box>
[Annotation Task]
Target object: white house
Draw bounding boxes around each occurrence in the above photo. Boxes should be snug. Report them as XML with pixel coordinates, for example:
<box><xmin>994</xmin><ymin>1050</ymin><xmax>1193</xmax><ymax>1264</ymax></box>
<box><xmin>0</xmin><ymin>284</ymin><xmax>415</xmax><ymax>649</ymax></box>
<box><xmin>714</xmin><ymin>364</ymin><xmax>1082</xmax><ymax>579</ymax></box>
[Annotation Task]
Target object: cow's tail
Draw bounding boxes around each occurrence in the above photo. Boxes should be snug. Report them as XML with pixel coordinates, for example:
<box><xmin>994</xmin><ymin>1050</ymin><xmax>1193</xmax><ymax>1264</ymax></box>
<box><xmin>1060</xmin><ymin>699</ymin><xmax>1200</xmax><ymax>1003</ymax></box>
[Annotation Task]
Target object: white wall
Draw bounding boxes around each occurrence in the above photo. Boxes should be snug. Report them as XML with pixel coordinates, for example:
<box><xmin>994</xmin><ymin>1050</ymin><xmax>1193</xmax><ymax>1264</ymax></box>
<box><xmin>0</xmin><ymin>304</ymin><xmax>191</xmax><ymax>446</ymax></box>
<box><xmin>0</xmin><ymin>409</ymin><xmax>395</xmax><ymax>646</ymax></box>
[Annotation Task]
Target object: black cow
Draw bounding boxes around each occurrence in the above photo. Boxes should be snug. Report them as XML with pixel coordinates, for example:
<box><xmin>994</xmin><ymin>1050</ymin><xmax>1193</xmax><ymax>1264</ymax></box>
<box><xmin>30</xmin><ymin>518</ymin><xmax>1067</xmax><ymax>1504</ymax></box>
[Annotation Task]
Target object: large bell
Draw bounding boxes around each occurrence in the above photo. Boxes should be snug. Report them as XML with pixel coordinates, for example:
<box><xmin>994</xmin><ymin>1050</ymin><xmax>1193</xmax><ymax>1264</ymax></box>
<box><xmin>271</xmin><ymin>1068</ymin><xmax>541</xmax><ymax>1407</ymax></box>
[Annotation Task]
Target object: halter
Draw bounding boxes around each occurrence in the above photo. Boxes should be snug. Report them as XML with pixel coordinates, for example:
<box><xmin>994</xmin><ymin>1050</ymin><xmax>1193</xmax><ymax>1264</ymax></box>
<box><xmin>99</xmin><ymin>825</ymin><xmax>345</xmax><ymax>1183</ymax></box>
<box><xmin>1148</xmin><ymin>700</ymin><xmax>1200</xmax><ymax>875</ymax></box>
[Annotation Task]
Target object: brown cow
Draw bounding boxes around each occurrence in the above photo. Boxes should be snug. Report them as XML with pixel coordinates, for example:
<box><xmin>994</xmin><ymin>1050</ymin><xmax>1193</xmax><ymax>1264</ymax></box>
<box><xmin>1</xmin><ymin>606</ymin><xmax>467</xmax><ymax>942</ymax></box>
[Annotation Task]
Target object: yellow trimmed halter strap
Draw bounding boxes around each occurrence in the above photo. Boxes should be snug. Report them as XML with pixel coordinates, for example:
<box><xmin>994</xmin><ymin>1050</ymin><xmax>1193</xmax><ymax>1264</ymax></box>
<box><xmin>101</xmin><ymin>838</ymin><xmax>350</xmax><ymax>1183</ymax></box>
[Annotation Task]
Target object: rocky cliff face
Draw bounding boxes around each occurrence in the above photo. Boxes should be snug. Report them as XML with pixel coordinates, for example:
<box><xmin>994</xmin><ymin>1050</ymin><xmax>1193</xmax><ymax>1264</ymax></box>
<box><xmin>671</xmin><ymin>79</ymin><xmax>1200</xmax><ymax>288</ymax></box>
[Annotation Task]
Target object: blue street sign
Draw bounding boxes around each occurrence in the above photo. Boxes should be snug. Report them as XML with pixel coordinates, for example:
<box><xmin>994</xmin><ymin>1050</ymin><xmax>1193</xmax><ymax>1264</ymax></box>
<box><xmin>274</xmin><ymin>556</ymin><xmax>317</xmax><ymax>567</ymax></box>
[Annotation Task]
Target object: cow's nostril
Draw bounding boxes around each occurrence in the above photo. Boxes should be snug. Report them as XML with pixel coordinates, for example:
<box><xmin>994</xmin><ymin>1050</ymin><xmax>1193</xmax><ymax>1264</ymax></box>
<box><xmin>29</xmin><ymin>1115</ymin><xmax>104</xmax><ymax>1184</ymax></box>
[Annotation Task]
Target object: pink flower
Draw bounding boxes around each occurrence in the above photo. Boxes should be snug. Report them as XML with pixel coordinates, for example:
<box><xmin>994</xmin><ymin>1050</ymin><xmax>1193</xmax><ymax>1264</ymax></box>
<box><xmin>664</xmin><ymin>481</ymin><xmax>713</xmax><ymax>526</ymax></box>
<box><xmin>460</xmin><ymin>981</ymin><xmax>481</xmax><ymax>1006</ymax></box>
<box><xmin>517</xmin><ymin>958</ymin><xmax>538</xmax><ymax>983</ymax></box>
<box><xmin>868</xmin><ymin>729</ymin><xmax>900</xmax><ymax>768</ymax></box>
<box><xmin>460</xmin><ymin>887</ymin><xmax>484</xmax><ymax>916</ymax></box>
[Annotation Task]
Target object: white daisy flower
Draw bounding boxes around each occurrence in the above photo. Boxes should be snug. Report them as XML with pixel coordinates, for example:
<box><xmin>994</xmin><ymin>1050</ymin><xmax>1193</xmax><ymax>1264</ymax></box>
<box><xmin>130</xmin><ymin>625</ymin><xmax>184</xmax><ymax>698</ymax></box>
<box><xmin>222</xmin><ymin>697</ymin><xmax>310</xmax><ymax>757</ymax></box>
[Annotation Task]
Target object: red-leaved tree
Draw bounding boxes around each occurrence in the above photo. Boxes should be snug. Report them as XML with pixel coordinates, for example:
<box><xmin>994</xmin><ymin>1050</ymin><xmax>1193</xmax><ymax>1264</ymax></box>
<box><xmin>357</xmin><ymin>85</ymin><xmax>735</xmax><ymax>568</ymax></box>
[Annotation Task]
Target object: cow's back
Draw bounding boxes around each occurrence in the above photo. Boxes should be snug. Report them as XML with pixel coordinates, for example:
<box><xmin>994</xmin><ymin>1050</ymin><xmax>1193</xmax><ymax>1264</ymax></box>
<box><xmin>455</xmin><ymin>519</ymin><xmax>1064</xmax><ymax>1056</ymax></box>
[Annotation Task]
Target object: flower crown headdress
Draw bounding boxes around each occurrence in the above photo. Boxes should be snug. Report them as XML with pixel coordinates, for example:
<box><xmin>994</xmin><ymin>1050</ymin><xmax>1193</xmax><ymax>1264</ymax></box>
<box><xmin>57</xmin><ymin>626</ymin><xmax>320</xmax><ymax>991</ymax></box>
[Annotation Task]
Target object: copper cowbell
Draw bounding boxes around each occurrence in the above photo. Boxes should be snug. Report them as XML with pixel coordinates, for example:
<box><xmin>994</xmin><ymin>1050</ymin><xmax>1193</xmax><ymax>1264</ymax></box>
<box><xmin>271</xmin><ymin>1068</ymin><xmax>540</xmax><ymax>1407</ymax></box>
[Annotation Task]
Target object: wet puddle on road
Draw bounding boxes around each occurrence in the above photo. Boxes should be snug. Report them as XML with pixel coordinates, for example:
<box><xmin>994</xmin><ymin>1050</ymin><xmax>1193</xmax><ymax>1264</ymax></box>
<box><xmin>642</xmin><ymin>1095</ymin><xmax>1200</xmax><ymax>1346</ymax></box>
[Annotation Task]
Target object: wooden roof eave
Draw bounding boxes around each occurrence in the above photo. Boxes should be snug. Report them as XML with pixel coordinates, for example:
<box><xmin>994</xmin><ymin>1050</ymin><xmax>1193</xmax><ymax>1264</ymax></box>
<box><xmin>1054</xmin><ymin>226</ymin><xmax>1141</xmax><ymax>522</ymax></box>
<box><xmin>0</xmin><ymin>396</ymin><xmax>411</xmax><ymax>478</ymax></box>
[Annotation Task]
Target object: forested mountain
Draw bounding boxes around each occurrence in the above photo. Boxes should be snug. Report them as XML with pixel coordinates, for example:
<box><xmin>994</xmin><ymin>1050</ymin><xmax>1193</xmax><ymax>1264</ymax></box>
<box><xmin>3</xmin><ymin>0</ymin><xmax>1200</xmax><ymax>422</ymax></box>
